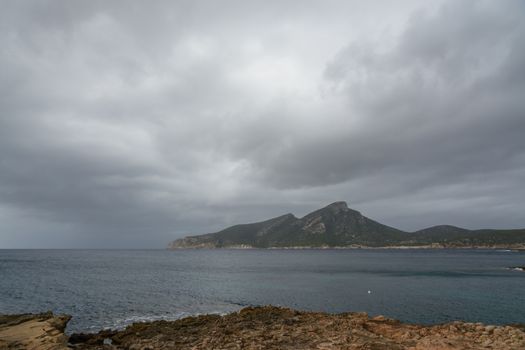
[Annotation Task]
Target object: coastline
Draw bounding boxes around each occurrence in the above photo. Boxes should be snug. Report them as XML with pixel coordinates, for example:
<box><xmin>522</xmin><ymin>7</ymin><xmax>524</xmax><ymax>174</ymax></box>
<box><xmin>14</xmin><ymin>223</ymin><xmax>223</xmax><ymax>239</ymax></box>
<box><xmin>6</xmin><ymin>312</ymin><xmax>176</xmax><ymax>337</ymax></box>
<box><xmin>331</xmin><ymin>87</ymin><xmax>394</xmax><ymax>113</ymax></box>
<box><xmin>2</xmin><ymin>306</ymin><xmax>525</xmax><ymax>349</ymax></box>
<box><xmin>169</xmin><ymin>244</ymin><xmax>525</xmax><ymax>250</ymax></box>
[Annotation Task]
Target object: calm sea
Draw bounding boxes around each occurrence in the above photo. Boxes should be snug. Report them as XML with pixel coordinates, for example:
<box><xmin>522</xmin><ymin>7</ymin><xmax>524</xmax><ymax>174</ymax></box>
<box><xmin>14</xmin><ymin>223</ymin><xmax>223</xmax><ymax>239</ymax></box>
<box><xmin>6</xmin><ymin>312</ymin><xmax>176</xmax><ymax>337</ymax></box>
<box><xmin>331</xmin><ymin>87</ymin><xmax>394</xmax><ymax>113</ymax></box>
<box><xmin>0</xmin><ymin>249</ymin><xmax>524</xmax><ymax>333</ymax></box>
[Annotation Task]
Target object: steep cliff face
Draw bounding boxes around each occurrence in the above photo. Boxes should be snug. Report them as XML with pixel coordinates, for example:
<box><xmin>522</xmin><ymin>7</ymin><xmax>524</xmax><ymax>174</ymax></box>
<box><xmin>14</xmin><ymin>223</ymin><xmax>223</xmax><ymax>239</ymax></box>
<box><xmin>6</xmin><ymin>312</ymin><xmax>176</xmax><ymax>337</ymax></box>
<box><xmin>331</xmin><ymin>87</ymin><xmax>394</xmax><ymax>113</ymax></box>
<box><xmin>169</xmin><ymin>201</ymin><xmax>525</xmax><ymax>249</ymax></box>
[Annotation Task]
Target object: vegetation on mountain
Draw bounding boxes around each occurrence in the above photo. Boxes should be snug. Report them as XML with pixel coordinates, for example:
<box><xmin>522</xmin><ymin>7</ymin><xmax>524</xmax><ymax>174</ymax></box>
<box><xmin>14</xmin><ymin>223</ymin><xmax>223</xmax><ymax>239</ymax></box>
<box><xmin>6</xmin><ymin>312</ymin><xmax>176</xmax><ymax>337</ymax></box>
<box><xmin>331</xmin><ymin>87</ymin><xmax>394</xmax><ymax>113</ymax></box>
<box><xmin>169</xmin><ymin>202</ymin><xmax>525</xmax><ymax>249</ymax></box>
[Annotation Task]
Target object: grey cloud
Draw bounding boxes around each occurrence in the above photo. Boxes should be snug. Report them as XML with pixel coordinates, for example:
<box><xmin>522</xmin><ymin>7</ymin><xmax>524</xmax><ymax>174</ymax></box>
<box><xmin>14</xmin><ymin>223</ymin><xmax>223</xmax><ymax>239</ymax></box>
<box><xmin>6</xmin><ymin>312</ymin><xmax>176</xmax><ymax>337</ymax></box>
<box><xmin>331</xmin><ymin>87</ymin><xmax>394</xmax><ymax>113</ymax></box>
<box><xmin>243</xmin><ymin>1</ymin><xmax>525</xmax><ymax>190</ymax></box>
<box><xmin>1</xmin><ymin>0</ymin><xmax>524</xmax><ymax>248</ymax></box>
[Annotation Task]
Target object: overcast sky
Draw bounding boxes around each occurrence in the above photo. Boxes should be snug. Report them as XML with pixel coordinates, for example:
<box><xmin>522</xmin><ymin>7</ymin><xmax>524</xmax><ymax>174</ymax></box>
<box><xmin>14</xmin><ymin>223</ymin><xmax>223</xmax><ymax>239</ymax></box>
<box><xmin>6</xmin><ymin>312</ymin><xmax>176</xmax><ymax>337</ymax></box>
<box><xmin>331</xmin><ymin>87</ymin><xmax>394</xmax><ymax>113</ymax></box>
<box><xmin>1</xmin><ymin>0</ymin><xmax>524</xmax><ymax>248</ymax></box>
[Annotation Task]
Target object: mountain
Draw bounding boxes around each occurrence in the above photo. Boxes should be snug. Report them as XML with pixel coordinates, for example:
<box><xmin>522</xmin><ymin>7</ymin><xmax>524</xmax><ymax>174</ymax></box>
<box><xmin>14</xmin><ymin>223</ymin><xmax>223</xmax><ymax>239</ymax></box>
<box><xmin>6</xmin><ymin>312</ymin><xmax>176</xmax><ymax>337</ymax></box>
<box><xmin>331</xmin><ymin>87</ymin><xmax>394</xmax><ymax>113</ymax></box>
<box><xmin>168</xmin><ymin>201</ymin><xmax>525</xmax><ymax>249</ymax></box>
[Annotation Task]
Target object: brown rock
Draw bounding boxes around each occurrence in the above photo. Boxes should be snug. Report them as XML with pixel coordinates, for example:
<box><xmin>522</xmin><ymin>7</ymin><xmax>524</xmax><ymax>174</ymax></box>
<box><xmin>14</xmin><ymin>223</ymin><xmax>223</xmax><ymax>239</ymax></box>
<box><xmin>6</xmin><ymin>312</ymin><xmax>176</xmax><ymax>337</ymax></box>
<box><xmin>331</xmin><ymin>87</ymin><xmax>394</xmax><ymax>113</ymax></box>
<box><xmin>3</xmin><ymin>307</ymin><xmax>525</xmax><ymax>350</ymax></box>
<box><xmin>0</xmin><ymin>312</ymin><xmax>71</xmax><ymax>350</ymax></box>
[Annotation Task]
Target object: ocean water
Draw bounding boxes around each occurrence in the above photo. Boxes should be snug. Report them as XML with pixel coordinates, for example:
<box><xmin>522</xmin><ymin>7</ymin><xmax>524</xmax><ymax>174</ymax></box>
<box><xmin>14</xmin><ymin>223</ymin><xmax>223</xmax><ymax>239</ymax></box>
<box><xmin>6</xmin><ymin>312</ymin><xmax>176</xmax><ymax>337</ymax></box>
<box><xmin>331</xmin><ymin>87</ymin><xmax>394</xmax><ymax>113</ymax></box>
<box><xmin>0</xmin><ymin>249</ymin><xmax>524</xmax><ymax>333</ymax></box>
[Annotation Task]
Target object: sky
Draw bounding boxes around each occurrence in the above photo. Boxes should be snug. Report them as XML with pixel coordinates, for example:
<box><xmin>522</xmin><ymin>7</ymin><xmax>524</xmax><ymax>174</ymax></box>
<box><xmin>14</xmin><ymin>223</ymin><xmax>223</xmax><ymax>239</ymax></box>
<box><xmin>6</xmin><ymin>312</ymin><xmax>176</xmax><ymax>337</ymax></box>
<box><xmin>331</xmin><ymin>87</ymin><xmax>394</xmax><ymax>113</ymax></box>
<box><xmin>1</xmin><ymin>0</ymin><xmax>524</xmax><ymax>248</ymax></box>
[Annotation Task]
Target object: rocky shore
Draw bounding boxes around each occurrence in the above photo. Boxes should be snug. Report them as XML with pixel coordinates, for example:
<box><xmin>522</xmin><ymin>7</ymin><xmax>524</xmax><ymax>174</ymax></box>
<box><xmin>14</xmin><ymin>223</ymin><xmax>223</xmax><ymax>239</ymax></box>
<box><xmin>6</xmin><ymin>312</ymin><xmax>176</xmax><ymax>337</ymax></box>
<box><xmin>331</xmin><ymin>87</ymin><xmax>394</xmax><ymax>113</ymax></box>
<box><xmin>0</xmin><ymin>312</ymin><xmax>70</xmax><ymax>350</ymax></box>
<box><xmin>2</xmin><ymin>306</ymin><xmax>525</xmax><ymax>349</ymax></box>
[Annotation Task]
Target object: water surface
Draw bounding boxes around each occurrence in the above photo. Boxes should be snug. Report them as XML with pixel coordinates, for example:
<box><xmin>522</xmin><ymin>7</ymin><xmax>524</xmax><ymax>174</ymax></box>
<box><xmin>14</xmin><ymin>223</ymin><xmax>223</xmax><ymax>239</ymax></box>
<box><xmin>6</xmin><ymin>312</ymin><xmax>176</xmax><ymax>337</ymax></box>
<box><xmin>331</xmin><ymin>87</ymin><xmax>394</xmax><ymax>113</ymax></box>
<box><xmin>0</xmin><ymin>249</ymin><xmax>524</xmax><ymax>333</ymax></box>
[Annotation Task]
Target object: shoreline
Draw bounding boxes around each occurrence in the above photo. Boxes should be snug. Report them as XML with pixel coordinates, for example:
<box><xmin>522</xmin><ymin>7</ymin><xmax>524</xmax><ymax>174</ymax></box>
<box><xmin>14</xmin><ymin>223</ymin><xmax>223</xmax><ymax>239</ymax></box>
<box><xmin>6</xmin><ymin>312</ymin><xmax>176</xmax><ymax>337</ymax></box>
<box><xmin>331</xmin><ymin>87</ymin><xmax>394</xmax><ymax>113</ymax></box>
<box><xmin>169</xmin><ymin>245</ymin><xmax>525</xmax><ymax>251</ymax></box>
<box><xmin>2</xmin><ymin>306</ymin><xmax>525</xmax><ymax>349</ymax></box>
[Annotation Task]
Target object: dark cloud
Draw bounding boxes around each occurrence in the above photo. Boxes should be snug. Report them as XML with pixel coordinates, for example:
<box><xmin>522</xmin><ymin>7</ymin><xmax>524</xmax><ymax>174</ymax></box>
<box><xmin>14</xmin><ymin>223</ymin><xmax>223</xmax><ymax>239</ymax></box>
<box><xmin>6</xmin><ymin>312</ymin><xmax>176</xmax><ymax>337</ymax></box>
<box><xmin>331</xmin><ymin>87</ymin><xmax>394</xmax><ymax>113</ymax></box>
<box><xmin>1</xmin><ymin>0</ymin><xmax>524</xmax><ymax>247</ymax></box>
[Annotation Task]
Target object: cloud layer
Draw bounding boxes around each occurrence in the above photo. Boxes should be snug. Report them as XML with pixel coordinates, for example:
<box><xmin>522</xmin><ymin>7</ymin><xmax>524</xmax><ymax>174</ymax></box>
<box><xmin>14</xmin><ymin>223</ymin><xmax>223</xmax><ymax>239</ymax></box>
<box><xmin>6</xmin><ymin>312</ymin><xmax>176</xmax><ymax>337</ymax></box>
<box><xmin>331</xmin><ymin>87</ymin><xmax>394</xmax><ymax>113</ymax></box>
<box><xmin>1</xmin><ymin>0</ymin><xmax>524</xmax><ymax>247</ymax></box>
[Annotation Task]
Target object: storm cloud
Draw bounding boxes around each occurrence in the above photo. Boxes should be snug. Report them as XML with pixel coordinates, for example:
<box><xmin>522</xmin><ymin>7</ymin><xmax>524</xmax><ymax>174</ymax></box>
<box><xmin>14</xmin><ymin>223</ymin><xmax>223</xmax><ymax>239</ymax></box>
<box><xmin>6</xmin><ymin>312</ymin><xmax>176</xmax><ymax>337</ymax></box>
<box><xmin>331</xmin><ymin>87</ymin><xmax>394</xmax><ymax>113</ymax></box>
<box><xmin>1</xmin><ymin>0</ymin><xmax>524</xmax><ymax>248</ymax></box>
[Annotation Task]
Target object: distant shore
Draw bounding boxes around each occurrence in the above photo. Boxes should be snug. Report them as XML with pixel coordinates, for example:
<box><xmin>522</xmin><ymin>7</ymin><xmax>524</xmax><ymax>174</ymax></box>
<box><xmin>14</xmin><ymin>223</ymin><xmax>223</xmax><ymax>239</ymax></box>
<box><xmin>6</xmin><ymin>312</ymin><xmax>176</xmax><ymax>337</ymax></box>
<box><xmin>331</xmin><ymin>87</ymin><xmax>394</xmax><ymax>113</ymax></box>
<box><xmin>168</xmin><ymin>201</ymin><xmax>525</xmax><ymax>251</ymax></box>
<box><xmin>169</xmin><ymin>244</ymin><xmax>525</xmax><ymax>250</ymax></box>
<box><xmin>2</xmin><ymin>306</ymin><xmax>525</xmax><ymax>349</ymax></box>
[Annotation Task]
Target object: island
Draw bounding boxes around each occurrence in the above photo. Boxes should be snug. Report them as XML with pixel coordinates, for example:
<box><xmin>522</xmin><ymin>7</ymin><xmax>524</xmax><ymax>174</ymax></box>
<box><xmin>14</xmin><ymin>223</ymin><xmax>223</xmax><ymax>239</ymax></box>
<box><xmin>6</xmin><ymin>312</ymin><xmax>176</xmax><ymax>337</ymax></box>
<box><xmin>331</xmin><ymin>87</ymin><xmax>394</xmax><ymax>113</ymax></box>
<box><xmin>169</xmin><ymin>201</ymin><xmax>525</xmax><ymax>249</ymax></box>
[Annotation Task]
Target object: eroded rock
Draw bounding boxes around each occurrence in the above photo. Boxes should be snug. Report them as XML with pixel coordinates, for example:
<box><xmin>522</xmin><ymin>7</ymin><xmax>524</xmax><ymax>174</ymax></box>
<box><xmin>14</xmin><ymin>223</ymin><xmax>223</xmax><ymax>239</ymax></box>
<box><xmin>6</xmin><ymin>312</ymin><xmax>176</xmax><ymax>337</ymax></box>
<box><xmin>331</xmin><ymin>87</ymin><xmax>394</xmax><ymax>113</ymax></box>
<box><xmin>0</xmin><ymin>311</ymin><xmax>71</xmax><ymax>350</ymax></box>
<box><xmin>2</xmin><ymin>307</ymin><xmax>525</xmax><ymax>349</ymax></box>
<box><xmin>69</xmin><ymin>306</ymin><xmax>525</xmax><ymax>349</ymax></box>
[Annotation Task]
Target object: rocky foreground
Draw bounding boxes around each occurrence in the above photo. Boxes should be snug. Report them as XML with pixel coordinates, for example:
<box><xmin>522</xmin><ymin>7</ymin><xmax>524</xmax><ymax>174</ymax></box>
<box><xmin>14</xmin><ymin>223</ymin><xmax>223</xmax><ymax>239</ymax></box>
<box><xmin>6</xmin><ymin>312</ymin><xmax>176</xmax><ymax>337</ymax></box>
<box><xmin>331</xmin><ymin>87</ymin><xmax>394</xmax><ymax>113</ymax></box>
<box><xmin>2</xmin><ymin>307</ymin><xmax>525</xmax><ymax>350</ymax></box>
<box><xmin>0</xmin><ymin>312</ymin><xmax>70</xmax><ymax>350</ymax></box>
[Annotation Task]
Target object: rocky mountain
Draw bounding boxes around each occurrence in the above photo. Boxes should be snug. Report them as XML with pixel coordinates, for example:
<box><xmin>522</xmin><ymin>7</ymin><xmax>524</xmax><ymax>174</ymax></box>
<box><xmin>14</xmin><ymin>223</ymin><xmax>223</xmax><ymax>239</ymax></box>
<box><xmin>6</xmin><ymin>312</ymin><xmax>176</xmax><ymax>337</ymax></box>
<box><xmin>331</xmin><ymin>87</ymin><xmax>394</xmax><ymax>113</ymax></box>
<box><xmin>168</xmin><ymin>201</ymin><xmax>525</xmax><ymax>249</ymax></box>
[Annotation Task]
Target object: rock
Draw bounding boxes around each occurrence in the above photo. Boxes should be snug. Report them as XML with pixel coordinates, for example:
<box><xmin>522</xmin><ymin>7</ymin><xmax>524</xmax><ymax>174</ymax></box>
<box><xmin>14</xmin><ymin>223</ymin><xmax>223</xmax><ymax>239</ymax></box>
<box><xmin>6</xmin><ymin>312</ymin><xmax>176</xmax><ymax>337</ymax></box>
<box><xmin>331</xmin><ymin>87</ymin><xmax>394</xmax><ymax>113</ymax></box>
<box><xmin>4</xmin><ymin>307</ymin><xmax>525</xmax><ymax>349</ymax></box>
<box><xmin>482</xmin><ymin>339</ymin><xmax>493</xmax><ymax>346</ymax></box>
<box><xmin>486</xmin><ymin>325</ymin><xmax>496</xmax><ymax>332</ymax></box>
<box><xmin>69</xmin><ymin>306</ymin><xmax>525</xmax><ymax>349</ymax></box>
<box><xmin>371</xmin><ymin>315</ymin><xmax>387</xmax><ymax>321</ymax></box>
<box><xmin>0</xmin><ymin>312</ymin><xmax>71</xmax><ymax>350</ymax></box>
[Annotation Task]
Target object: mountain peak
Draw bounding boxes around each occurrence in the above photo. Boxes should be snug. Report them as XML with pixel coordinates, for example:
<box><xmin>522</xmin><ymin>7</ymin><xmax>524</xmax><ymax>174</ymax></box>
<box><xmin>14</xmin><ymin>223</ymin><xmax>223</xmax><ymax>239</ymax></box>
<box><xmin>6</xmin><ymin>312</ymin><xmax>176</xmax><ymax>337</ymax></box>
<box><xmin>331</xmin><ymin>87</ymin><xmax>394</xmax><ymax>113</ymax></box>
<box><xmin>324</xmin><ymin>201</ymin><xmax>349</xmax><ymax>210</ymax></box>
<box><xmin>301</xmin><ymin>201</ymin><xmax>360</xmax><ymax>221</ymax></box>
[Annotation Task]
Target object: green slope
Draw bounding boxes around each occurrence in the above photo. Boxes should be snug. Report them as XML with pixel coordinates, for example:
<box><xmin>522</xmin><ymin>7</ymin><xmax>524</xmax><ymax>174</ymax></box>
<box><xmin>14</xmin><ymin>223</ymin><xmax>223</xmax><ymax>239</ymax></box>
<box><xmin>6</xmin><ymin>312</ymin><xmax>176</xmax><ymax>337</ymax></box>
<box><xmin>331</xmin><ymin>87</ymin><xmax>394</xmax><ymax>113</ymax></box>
<box><xmin>169</xmin><ymin>202</ymin><xmax>525</xmax><ymax>248</ymax></box>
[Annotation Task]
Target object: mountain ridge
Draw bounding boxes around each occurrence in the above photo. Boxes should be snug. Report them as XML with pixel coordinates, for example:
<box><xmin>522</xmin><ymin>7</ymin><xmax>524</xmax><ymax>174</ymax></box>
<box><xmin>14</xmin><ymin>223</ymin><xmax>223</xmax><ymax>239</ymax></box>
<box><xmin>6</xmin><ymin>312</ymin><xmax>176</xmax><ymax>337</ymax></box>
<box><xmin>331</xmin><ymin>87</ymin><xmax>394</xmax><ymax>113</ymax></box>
<box><xmin>168</xmin><ymin>201</ymin><xmax>525</xmax><ymax>249</ymax></box>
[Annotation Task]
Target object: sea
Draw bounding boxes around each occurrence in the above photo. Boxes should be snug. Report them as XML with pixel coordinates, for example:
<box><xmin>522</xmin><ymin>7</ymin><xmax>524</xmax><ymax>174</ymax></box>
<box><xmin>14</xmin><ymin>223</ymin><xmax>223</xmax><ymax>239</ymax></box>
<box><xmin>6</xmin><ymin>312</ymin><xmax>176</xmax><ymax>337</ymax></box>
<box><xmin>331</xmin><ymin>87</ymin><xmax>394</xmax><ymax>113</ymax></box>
<box><xmin>0</xmin><ymin>249</ymin><xmax>524</xmax><ymax>333</ymax></box>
